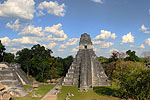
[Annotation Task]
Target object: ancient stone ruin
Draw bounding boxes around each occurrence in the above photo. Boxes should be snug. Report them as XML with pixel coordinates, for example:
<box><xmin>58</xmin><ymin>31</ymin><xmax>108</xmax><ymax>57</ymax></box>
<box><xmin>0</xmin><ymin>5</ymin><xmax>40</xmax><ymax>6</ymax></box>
<box><xmin>0</xmin><ymin>62</ymin><xmax>31</xmax><ymax>97</ymax></box>
<box><xmin>62</xmin><ymin>33</ymin><xmax>110</xmax><ymax>90</ymax></box>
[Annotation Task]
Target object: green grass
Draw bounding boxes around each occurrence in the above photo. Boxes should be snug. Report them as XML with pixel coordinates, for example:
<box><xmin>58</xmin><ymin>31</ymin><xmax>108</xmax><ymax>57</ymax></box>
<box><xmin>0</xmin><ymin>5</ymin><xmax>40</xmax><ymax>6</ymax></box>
<box><xmin>14</xmin><ymin>84</ymin><xmax>55</xmax><ymax>100</ymax></box>
<box><xmin>58</xmin><ymin>83</ymin><xmax>120</xmax><ymax>100</ymax></box>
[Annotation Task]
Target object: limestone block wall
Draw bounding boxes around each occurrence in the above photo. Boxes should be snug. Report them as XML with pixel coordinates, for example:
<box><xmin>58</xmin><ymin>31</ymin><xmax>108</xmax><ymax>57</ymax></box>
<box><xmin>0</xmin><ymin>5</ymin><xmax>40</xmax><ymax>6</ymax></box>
<box><xmin>0</xmin><ymin>62</ymin><xmax>30</xmax><ymax>97</ymax></box>
<box><xmin>62</xmin><ymin>33</ymin><xmax>110</xmax><ymax>89</ymax></box>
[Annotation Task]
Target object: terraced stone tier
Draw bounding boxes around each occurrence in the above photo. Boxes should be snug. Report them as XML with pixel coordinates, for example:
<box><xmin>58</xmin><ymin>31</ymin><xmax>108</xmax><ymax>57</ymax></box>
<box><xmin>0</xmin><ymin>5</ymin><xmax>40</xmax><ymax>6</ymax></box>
<box><xmin>63</xmin><ymin>33</ymin><xmax>110</xmax><ymax>89</ymax></box>
<box><xmin>0</xmin><ymin>76</ymin><xmax>16</xmax><ymax>80</ymax></box>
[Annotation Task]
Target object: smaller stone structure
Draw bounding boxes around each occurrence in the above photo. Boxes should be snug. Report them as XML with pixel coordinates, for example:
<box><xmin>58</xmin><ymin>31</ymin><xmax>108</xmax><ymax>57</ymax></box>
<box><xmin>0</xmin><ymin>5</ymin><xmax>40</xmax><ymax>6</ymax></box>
<box><xmin>0</xmin><ymin>62</ymin><xmax>31</xmax><ymax>97</ymax></box>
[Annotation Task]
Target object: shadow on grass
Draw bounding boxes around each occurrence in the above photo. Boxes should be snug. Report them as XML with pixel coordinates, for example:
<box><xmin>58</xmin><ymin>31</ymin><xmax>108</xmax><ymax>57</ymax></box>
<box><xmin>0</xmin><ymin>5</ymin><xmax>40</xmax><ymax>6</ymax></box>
<box><xmin>93</xmin><ymin>86</ymin><xmax>118</xmax><ymax>96</ymax></box>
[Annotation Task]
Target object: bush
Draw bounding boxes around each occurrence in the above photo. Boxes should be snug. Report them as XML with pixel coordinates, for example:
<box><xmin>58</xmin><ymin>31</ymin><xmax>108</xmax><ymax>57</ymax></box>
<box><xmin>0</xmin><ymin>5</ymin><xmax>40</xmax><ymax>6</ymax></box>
<box><xmin>116</xmin><ymin>63</ymin><xmax>150</xmax><ymax>99</ymax></box>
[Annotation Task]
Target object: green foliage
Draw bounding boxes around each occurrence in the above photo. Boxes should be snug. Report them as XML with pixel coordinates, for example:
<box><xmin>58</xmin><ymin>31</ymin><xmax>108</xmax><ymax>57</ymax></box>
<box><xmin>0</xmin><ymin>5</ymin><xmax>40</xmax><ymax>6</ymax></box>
<box><xmin>3</xmin><ymin>52</ymin><xmax>15</xmax><ymax>63</ymax></box>
<box><xmin>98</xmin><ymin>56</ymin><xmax>108</xmax><ymax>64</ymax></box>
<box><xmin>16</xmin><ymin>44</ymin><xmax>73</xmax><ymax>82</ymax></box>
<box><xmin>125</xmin><ymin>50</ymin><xmax>140</xmax><ymax>62</ymax></box>
<box><xmin>117</xmin><ymin>68</ymin><xmax>150</xmax><ymax>99</ymax></box>
<box><xmin>0</xmin><ymin>40</ymin><xmax>6</xmax><ymax>62</ymax></box>
<box><xmin>62</xmin><ymin>55</ymin><xmax>73</xmax><ymax>76</ymax></box>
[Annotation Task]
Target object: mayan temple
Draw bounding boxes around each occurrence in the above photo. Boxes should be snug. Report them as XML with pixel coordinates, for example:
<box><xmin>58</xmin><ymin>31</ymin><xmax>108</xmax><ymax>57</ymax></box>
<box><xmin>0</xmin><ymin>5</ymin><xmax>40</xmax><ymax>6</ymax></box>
<box><xmin>0</xmin><ymin>62</ymin><xmax>31</xmax><ymax>97</ymax></box>
<box><xmin>62</xmin><ymin>33</ymin><xmax>110</xmax><ymax>90</ymax></box>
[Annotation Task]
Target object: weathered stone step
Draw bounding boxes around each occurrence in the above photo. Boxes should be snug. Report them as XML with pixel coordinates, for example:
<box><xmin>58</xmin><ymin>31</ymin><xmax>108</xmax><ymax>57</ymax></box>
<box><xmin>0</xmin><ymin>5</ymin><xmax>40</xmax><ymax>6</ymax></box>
<box><xmin>68</xmin><ymin>69</ymin><xmax>74</xmax><ymax>73</ymax></box>
<box><xmin>0</xmin><ymin>76</ymin><xmax>16</xmax><ymax>80</ymax></box>
<box><xmin>66</xmin><ymin>73</ymin><xmax>74</xmax><ymax>78</ymax></box>
<box><xmin>63</xmin><ymin>82</ymin><xmax>73</xmax><ymax>86</ymax></box>
<box><xmin>0</xmin><ymin>71</ymin><xmax>13</xmax><ymax>75</ymax></box>
<box><xmin>0</xmin><ymin>80</ymin><xmax>21</xmax><ymax>86</ymax></box>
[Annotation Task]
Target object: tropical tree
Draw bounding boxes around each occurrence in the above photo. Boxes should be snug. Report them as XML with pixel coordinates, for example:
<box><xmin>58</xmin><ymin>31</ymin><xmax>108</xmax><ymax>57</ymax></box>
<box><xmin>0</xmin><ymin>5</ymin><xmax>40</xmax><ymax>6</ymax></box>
<box><xmin>0</xmin><ymin>40</ymin><xmax>6</xmax><ymax>62</ymax></box>
<box><xmin>125</xmin><ymin>50</ymin><xmax>140</xmax><ymax>62</ymax></box>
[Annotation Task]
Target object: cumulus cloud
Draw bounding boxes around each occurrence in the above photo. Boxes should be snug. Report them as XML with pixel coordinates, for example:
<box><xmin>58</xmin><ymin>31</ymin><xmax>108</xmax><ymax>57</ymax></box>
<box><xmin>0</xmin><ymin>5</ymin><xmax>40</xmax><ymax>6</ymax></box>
<box><xmin>58</xmin><ymin>49</ymin><xmax>64</xmax><ymax>52</ymax></box>
<box><xmin>59</xmin><ymin>38</ymin><xmax>79</xmax><ymax>49</ymax></box>
<box><xmin>91</xmin><ymin>0</ymin><xmax>103</xmax><ymax>3</ymax></box>
<box><xmin>140</xmin><ymin>25</ymin><xmax>150</xmax><ymax>33</ymax></box>
<box><xmin>0</xmin><ymin>0</ymin><xmax>35</xmax><ymax>20</ymax></box>
<box><xmin>130</xmin><ymin>45</ymin><xmax>134</xmax><ymax>47</ymax></box>
<box><xmin>95</xmin><ymin>30</ymin><xmax>117</xmax><ymax>40</ymax></box>
<box><xmin>145</xmin><ymin>38</ymin><xmax>150</xmax><ymax>46</ymax></box>
<box><xmin>44</xmin><ymin>23</ymin><xmax>67</xmax><ymax>41</ymax></box>
<box><xmin>139</xmin><ymin>44</ymin><xmax>145</xmax><ymax>49</ymax></box>
<box><xmin>101</xmin><ymin>42</ymin><xmax>114</xmax><ymax>48</ymax></box>
<box><xmin>111</xmin><ymin>33</ymin><xmax>117</xmax><ymax>39</ymax></box>
<box><xmin>93</xmin><ymin>46</ymin><xmax>98</xmax><ymax>51</ymax></box>
<box><xmin>18</xmin><ymin>25</ymin><xmax>44</xmax><ymax>37</ymax></box>
<box><xmin>12</xmin><ymin>37</ymin><xmax>40</xmax><ymax>45</ymax></box>
<box><xmin>1</xmin><ymin>23</ymin><xmax>68</xmax><ymax>54</ymax></box>
<box><xmin>121</xmin><ymin>32</ymin><xmax>134</xmax><ymax>44</ymax></box>
<box><xmin>8</xmin><ymin>47</ymin><xmax>22</xmax><ymax>54</ymax></box>
<box><xmin>72</xmin><ymin>48</ymin><xmax>78</xmax><ymax>52</ymax></box>
<box><xmin>59</xmin><ymin>44</ymin><xmax>67</xmax><ymax>49</ymax></box>
<box><xmin>37</xmin><ymin>1</ymin><xmax>65</xmax><ymax>16</ymax></box>
<box><xmin>109</xmin><ymin>48</ymin><xmax>119</xmax><ymax>53</ymax></box>
<box><xmin>144</xmin><ymin>31</ymin><xmax>150</xmax><ymax>34</ymax></box>
<box><xmin>66</xmin><ymin>38</ymin><xmax>79</xmax><ymax>46</ymax></box>
<box><xmin>0</xmin><ymin>36</ymin><xmax>40</xmax><ymax>47</ymax></box>
<box><xmin>0</xmin><ymin>37</ymin><xmax>12</xmax><ymax>46</ymax></box>
<box><xmin>6</xmin><ymin>19</ymin><xmax>22</xmax><ymax>31</ymax></box>
<box><xmin>42</xmin><ymin>42</ymin><xmax>58</xmax><ymax>49</ymax></box>
<box><xmin>140</xmin><ymin>25</ymin><xmax>147</xmax><ymax>31</ymax></box>
<box><xmin>93</xmin><ymin>40</ymin><xmax>103</xmax><ymax>45</ymax></box>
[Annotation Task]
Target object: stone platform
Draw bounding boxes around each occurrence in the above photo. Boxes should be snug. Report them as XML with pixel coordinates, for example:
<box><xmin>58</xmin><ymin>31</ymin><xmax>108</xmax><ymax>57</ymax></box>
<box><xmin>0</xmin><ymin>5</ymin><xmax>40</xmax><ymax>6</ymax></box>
<box><xmin>62</xmin><ymin>33</ymin><xmax>110</xmax><ymax>90</ymax></box>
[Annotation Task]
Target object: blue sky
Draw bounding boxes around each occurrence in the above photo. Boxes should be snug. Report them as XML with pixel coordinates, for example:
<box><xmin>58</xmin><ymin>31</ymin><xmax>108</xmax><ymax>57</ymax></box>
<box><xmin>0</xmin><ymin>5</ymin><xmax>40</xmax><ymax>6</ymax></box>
<box><xmin>0</xmin><ymin>0</ymin><xmax>150</xmax><ymax>58</ymax></box>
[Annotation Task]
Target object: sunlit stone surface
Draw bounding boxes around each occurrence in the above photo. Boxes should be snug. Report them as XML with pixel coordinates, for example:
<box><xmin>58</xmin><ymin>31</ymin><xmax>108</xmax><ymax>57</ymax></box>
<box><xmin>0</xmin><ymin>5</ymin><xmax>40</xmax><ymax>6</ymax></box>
<box><xmin>62</xmin><ymin>33</ymin><xmax>110</xmax><ymax>90</ymax></box>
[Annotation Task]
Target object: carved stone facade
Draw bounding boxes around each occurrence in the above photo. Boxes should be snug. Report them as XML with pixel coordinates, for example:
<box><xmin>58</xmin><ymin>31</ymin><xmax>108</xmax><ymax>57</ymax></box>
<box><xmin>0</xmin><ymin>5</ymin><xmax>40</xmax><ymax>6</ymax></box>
<box><xmin>62</xmin><ymin>33</ymin><xmax>110</xmax><ymax>89</ymax></box>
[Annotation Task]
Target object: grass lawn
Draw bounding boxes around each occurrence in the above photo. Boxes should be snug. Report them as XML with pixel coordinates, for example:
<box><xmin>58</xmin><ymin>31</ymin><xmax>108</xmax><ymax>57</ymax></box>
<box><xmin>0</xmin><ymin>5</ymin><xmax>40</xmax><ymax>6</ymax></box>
<box><xmin>14</xmin><ymin>84</ymin><xmax>55</xmax><ymax>100</ymax></box>
<box><xmin>58</xmin><ymin>83</ymin><xmax>120</xmax><ymax>100</ymax></box>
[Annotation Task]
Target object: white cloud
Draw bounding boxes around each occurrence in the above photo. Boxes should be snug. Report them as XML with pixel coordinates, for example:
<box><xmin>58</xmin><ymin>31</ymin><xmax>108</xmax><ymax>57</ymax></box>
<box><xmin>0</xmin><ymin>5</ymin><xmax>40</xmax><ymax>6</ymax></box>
<box><xmin>93</xmin><ymin>46</ymin><xmax>97</xmax><ymax>51</ymax></box>
<box><xmin>139</xmin><ymin>44</ymin><xmax>145</xmax><ymax>49</ymax></box>
<box><xmin>140</xmin><ymin>25</ymin><xmax>150</xmax><ymax>34</ymax></box>
<box><xmin>42</xmin><ymin>42</ymin><xmax>58</xmax><ymax>49</ymax></box>
<box><xmin>13</xmin><ymin>37</ymin><xmax>40</xmax><ymax>45</ymax></box>
<box><xmin>59</xmin><ymin>38</ymin><xmax>79</xmax><ymax>50</ymax></box>
<box><xmin>18</xmin><ymin>25</ymin><xmax>44</xmax><ymax>37</ymax></box>
<box><xmin>44</xmin><ymin>23</ymin><xmax>67</xmax><ymax>41</ymax></box>
<box><xmin>66</xmin><ymin>38</ymin><xmax>79</xmax><ymax>46</ymax></box>
<box><xmin>111</xmin><ymin>33</ymin><xmax>117</xmax><ymax>39</ymax></box>
<box><xmin>8</xmin><ymin>47</ymin><xmax>22</xmax><ymax>54</ymax></box>
<box><xmin>109</xmin><ymin>48</ymin><xmax>119</xmax><ymax>53</ymax></box>
<box><xmin>72</xmin><ymin>48</ymin><xmax>78</xmax><ymax>52</ymax></box>
<box><xmin>130</xmin><ymin>45</ymin><xmax>134</xmax><ymax>47</ymax></box>
<box><xmin>0</xmin><ymin>0</ymin><xmax>35</xmax><ymax>20</ymax></box>
<box><xmin>140</xmin><ymin>25</ymin><xmax>147</xmax><ymax>31</ymax></box>
<box><xmin>121</xmin><ymin>32</ymin><xmax>134</xmax><ymax>44</ymax></box>
<box><xmin>59</xmin><ymin>44</ymin><xmax>67</xmax><ymax>49</ymax></box>
<box><xmin>145</xmin><ymin>38</ymin><xmax>150</xmax><ymax>46</ymax></box>
<box><xmin>91</xmin><ymin>0</ymin><xmax>103</xmax><ymax>3</ymax></box>
<box><xmin>58</xmin><ymin>49</ymin><xmax>64</xmax><ymax>52</ymax></box>
<box><xmin>95</xmin><ymin>30</ymin><xmax>117</xmax><ymax>40</ymax></box>
<box><xmin>0</xmin><ymin>37</ymin><xmax>12</xmax><ymax>46</ymax></box>
<box><xmin>101</xmin><ymin>42</ymin><xmax>114</xmax><ymax>48</ymax></box>
<box><xmin>6</xmin><ymin>19</ymin><xmax>22</xmax><ymax>31</ymax></box>
<box><xmin>93</xmin><ymin>40</ymin><xmax>103</xmax><ymax>45</ymax></box>
<box><xmin>37</xmin><ymin>1</ymin><xmax>65</xmax><ymax>16</ymax></box>
<box><xmin>0</xmin><ymin>36</ymin><xmax>40</xmax><ymax>47</ymax></box>
<box><xmin>144</xmin><ymin>31</ymin><xmax>150</xmax><ymax>34</ymax></box>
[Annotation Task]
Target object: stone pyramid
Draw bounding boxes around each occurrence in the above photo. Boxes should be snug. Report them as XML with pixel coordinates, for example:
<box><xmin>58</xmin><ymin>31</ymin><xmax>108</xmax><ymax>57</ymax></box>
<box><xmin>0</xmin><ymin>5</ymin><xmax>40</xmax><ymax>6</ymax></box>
<box><xmin>62</xmin><ymin>33</ymin><xmax>110</xmax><ymax>90</ymax></box>
<box><xmin>0</xmin><ymin>62</ymin><xmax>31</xmax><ymax>97</ymax></box>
